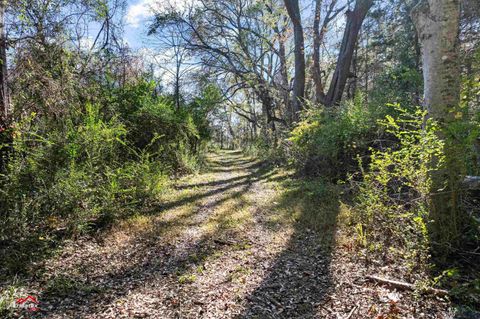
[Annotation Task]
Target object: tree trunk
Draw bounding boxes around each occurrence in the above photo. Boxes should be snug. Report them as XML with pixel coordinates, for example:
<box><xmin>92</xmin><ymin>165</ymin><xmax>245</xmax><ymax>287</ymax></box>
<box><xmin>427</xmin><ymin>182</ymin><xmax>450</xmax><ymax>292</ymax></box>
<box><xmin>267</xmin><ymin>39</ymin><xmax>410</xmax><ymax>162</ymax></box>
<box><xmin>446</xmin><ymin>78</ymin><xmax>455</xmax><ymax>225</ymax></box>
<box><xmin>312</xmin><ymin>0</ymin><xmax>325</xmax><ymax>104</ymax></box>
<box><xmin>174</xmin><ymin>70</ymin><xmax>180</xmax><ymax>110</ymax></box>
<box><xmin>325</xmin><ymin>0</ymin><xmax>373</xmax><ymax>107</ymax></box>
<box><xmin>0</xmin><ymin>0</ymin><xmax>8</xmax><ymax>127</ymax></box>
<box><xmin>284</xmin><ymin>0</ymin><xmax>305</xmax><ymax>120</ymax></box>
<box><xmin>411</xmin><ymin>0</ymin><xmax>463</xmax><ymax>246</ymax></box>
<box><xmin>227</xmin><ymin>110</ymin><xmax>236</xmax><ymax>149</ymax></box>
<box><xmin>349</xmin><ymin>40</ymin><xmax>359</xmax><ymax>99</ymax></box>
<box><xmin>220</xmin><ymin>131</ymin><xmax>224</xmax><ymax>149</ymax></box>
<box><xmin>278</xmin><ymin>28</ymin><xmax>291</xmax><ymax>124</ymax></box>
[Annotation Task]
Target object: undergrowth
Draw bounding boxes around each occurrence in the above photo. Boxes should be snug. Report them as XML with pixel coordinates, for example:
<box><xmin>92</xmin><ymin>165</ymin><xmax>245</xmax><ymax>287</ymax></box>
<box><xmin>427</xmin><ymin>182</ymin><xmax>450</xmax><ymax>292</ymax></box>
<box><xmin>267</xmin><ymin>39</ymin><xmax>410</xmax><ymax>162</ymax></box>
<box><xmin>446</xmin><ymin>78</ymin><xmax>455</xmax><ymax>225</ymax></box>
<box><xmin>0</xmin><ymin>80</ymin><xmax>217</xmax><ymax>278</ymax></box>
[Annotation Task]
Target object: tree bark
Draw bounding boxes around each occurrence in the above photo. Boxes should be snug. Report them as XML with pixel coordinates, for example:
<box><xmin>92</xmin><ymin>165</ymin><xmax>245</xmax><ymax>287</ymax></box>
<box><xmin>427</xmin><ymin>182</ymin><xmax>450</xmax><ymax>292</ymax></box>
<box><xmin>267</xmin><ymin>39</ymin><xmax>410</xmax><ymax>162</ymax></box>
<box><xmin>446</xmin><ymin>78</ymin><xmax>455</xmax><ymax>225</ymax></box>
<box><xmin>271</xmin><ymin>15</ymin><xmax>291</xmax><ymax>124</ymax></box>
<box><xmin>284</xmin><ymin>0</ymin><xmax>305</xmax><ymax>120</ymax></box>
<box><xmin>174</xmin><ymin>62</ymin><xmax>181</xmax><ymax>110</ymax></box>
<box><xmin>0</xmin><ymin>0</ymin><xmax>8</xmax><ymax>127</ymax></box>
<box><xmin>325</xmin><ymin>0</ymin><xmax>373</xmax><ymax>107</ymax></box>
<box><xmin>278</xmin><ymin>26</ymin><xmax>291</xmax><ymax>124</ymax></box>
<box><xmin>312</xmin><ymin>0</ymin><xmax>324</xmax><ymax>104</ymax></box>
<box><xmin>411</xmin><ymin>0</ymin><xmax>463</xmax><ymax>246</ymax></box>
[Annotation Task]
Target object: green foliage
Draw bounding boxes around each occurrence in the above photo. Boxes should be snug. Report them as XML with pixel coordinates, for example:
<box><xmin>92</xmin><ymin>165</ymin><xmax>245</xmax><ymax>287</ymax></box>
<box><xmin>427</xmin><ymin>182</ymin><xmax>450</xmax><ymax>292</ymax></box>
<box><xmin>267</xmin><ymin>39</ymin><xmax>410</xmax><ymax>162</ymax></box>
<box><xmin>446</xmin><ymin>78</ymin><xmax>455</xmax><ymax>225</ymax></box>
<box><xmin>0</xmin><ymin>283</ymin><xmax>20</xmax><ymax>317</ymax></box>
<box><xmin>112</xmin><ymin>80</ymin><xmax>212</xmax><ymax>173</ymax></box>
<box><xmin>353</xmin><ymin>105</ymin><xmax>444</xmax><ymax>272</ymax></box>
<box><xmin>0</xmin><ymin>106</ymin><xmax>160</xmax><ymax>239</ymax></box>
<box><xmin>177</xmin><ymin>273</ymin><xmax>197</xmax><ymax>284</ymax></box>
<box><xmin>460</xmin><ymin>50</ymin><xmax>480</xmax><ymax>176</ymax></box>
<box><xmin>243</xmin><ymin>136</ymin><xmax>288</xmax><ymax>164</ymax></box>
<box><xmin>0</xmin><ymin>76</ymin><xmax>218</xmax><ymax>277</ymax></box>
<box><xmin>289</xmin><ymin>93</ymin><xmax>384</xmax><ymax>178</ymax></box>
<box><xmin>370</xmin><ymin>65</ymin><xmax>422</xmax><ymax>107</ymax></box>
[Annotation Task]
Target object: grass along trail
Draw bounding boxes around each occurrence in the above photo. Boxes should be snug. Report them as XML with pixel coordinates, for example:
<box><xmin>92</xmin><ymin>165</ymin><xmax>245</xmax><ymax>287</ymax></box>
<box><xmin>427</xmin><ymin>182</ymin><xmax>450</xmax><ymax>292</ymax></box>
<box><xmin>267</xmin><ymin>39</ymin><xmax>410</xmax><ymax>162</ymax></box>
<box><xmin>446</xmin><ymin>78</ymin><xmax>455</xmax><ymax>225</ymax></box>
<box><xmin>6</xmin><ymin>150</ymin><xmax>451</xmax><ymax>318</ymax></box>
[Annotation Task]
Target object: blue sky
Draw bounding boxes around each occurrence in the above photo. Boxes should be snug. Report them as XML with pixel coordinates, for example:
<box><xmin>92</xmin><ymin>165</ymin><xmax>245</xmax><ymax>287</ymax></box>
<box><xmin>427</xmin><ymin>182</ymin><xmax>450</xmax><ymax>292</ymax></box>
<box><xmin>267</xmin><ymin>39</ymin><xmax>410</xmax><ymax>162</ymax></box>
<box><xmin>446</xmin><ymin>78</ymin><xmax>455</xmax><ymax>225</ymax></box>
<box><xmin>123</xmin><ymin>0</ymin><xmax>194</xmax><ymax>49</ymax></box>
<box><xmin>124</xmin><ymin>0</ymin><xmax>156</xmax><ymax>49</ymax></box>
<box><xmin>122</xmin><ymin>0</ymin><xmax>348</xmax><ymax>50</ymax></box>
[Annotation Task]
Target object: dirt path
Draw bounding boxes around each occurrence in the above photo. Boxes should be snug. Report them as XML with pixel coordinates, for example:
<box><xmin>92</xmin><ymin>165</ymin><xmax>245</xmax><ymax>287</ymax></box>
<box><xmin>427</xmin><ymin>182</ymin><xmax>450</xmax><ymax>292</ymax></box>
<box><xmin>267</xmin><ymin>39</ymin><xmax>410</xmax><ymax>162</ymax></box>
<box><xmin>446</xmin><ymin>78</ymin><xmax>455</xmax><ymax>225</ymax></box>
<box><xmin>11</xmin><ymin>150</ymin><xmax>452</xmax><ymax>318</ymax></box>
<box><xmin>21</xmin><ymin>150</ymin><xmax>331</xmax><ymax>318</ymax></box>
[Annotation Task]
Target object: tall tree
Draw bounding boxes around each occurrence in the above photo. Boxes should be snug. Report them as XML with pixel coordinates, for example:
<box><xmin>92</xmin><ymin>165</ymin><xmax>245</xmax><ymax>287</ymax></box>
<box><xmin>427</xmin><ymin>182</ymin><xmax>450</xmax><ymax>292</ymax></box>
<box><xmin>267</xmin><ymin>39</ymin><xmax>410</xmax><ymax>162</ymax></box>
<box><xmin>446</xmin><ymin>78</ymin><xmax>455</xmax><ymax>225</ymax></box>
<box><xmin>412</xmin><ymin>0</ymin><xmax>463</xmax><ymax>244</ymax></box>
<box><xmin>284</xmin><ymin>0</ymin><xmax>305</xmax><ymax>119</ymax></box>
<box><xmin>311</xmin><ymin>0</ymin><xmax>344</xmax><ymax>104</ymax></box>
<box><xmin>149</xmin><ymin>0</ymin><xmax>287</xmax><ymax>131</ymax></box>
<box><xmin>0</xmin><ymin>0</ymin><xmax>8</xmax><ymax>126</ymax></box>
<box><xmin>325</xmin><ymin>0</ymin><xmax>374</xmax><ymax>107</ymax></box>
<box><xmin>312</xmin><ymin>0</ymin><xmax>323</xmax><ymax>104</ymax></box>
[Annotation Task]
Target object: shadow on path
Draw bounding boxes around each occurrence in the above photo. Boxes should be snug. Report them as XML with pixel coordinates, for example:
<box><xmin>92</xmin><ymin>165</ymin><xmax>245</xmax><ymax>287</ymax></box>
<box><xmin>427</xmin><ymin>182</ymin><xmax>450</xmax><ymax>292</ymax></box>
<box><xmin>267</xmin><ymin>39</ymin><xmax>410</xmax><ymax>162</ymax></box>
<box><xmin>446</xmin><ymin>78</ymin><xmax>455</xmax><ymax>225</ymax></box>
<box><xmin>10</xmin><ymin>150</ymin><xmax>342</xmax><ymax>318</ymax></box>
<box><xmin>236</xmin><ymin>178</ymin><xmax>340</xmax><ymax>318</ymax></box>
<box><xmin>34</xmin><ymin>151</ymin><xmax>281</xmax><ymax>318</ymax></box>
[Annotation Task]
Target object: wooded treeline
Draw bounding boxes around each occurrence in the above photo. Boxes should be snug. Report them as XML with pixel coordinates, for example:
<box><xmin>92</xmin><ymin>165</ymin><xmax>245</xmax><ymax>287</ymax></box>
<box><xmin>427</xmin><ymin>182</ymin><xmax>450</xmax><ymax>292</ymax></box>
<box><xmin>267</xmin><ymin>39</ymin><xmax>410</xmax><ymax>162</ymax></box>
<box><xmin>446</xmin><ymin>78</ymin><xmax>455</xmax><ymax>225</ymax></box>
<box><xmin>0</xmin><ymin>0</ymin><xmax>479</xmax><ymax>311</ymax></box>
<box><xmin>0</xmin><ymin>0</ymin><xmax>223</xmax><ymax>274</ymax></box>
<box><xmin>148</xmin><ymin>0</ymin><xmax>480</xmax><ymax>305</ymax></box>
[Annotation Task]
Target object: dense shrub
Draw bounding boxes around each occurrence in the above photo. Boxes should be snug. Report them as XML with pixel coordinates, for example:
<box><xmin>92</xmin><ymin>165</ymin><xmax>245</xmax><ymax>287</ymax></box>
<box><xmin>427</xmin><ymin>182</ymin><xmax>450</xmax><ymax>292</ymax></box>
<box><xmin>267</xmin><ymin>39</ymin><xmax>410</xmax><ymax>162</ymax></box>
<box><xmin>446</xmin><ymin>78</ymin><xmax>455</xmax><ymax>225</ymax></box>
<box><xmin>349</xmin><ymin>106</ymin><xmax>480</xmax><ymax>304</ymax></box>
<box><xmin>243</xmin><ymin>135</ymin><xmax>289</xmax><ymax>164</ymax></box>
<box><xmin>113</xmin><ymin>80</ymin><xmax>213</xmax><ymax>173</ymax></box>
<box><xmin>0</xmin><ymin>105</ymin><xmax>163</xmax><ymax>240</ymax></box>
<box><xmin>0</xmin><ymin>79</ymin><xmax>216</xmax><ymax>268</ymax></box>
<box><xmin>352</xmin><ymin>106</ymin><xmax>443</xmax><ymax>272</ymax></box>
<box><xmin>369</xmin><ymin>65</ymin><xmax>423</xmax><ymax>108</ymax></box>
<box><xmin>289</xmin><ymin>93</ymin><xmax>386</xmax><ymax>179</ymax></box>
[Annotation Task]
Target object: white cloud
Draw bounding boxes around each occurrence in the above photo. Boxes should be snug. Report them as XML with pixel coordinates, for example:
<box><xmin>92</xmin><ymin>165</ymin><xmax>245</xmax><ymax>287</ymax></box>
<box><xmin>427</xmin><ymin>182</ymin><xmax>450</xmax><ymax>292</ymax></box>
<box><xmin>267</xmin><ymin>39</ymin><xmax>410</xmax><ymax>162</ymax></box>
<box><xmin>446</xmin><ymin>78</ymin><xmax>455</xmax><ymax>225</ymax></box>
<box><xmin>126</xmin><ymin>0</ymin><xmax>156</xmax><ymax>28</ymax></box>
<box><xmin>126</xmin><ymin>0</ymin><xmax>197</xmax><ymax>28</ymax></box>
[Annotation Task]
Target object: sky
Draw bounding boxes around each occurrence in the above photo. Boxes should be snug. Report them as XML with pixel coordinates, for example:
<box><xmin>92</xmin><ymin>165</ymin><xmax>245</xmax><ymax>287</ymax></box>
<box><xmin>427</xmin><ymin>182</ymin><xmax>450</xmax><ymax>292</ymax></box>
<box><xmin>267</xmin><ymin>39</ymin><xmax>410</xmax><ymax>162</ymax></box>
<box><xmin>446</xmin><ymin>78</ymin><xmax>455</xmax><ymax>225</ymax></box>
<box><xmin>123</xmin><ymin>0</ymin><xmax>196</xmax><ymax>49</ymax></box>
<box><xmin>123</xmin><ymin>0</ymin><xmax>202</xmax><ymax>91</ymax></box>
<box><xmin>124</xmin><ymin>0</ymin><xmax>158</xmax><ymax>49</ymax></box>
<box><xmin>122</xmin><ymin>0</ymin><xmax>348</xmax><ymax>49</ymax></box>
<box><xmin>120</xmin><ymin>0</ymin><xmax>347</xmax><ymax>91</ymax></box>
